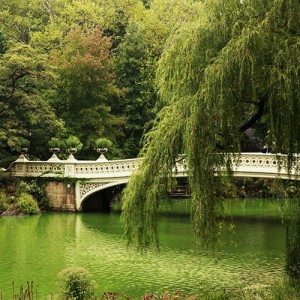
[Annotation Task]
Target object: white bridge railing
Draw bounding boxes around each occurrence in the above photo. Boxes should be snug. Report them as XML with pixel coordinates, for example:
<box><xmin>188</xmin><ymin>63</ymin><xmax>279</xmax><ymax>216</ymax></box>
<box><xmin>6</xmin><ymin>153</ymin><xmax>300</xmax><ymax>180</ymax></box>
<box><xmin>8</xmin><ymin>156</ymin><xmax>142</xmax><ymax>179</ymax></box>
<box><xmin>233</xmin><ymin>153</ymin><xmax>299</xmax><ymax>179</ymax></box>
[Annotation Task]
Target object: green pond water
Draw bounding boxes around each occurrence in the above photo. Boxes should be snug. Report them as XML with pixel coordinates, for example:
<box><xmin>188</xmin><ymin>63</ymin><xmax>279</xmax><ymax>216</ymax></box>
<box><xmin>0</xmin><ymin>198</ymin><xmax>286</xmax><ymax>298</ymax></box>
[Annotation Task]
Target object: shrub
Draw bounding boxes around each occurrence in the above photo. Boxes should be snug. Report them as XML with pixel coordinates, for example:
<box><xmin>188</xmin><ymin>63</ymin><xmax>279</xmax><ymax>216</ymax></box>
<box><xmin>58</xmin><ymin>267</ymin><xmax>95</xmax><ymax>300</ymax></box>
<box><xmin>16</xmin><ymin>192</ymin><xmax>40</xmax><ymax>214</ymax></box>
<box><xmin>0</xmin><ymin>190</ymin><xmax>9</xmax><ymax>213</ymax></box>
<box><xmin>15</xmin><ymin>180</ymin><xmax>31</xmax><ymax>195</ymax></box>
<box><xmin>95</xmin><ymin>138</ymin><xmax>113</xmax><ymax>149</ymax></box>
<box><xmin>65</xmin><ymin>136</ymin><xmax>83</xmax><ymax>151</ymax></box>
<box><xmin>15</xmin><ymin>180</ymin><xmax>50</xmax><ymax>210</ymax></box>
<box><xmin>48</xmin><ymin>137</ymin><xmax>64</xmax><ymax>148</ymax></box>
<box><xmin>27</xmin><ymin>180</ymin><xmax>50</xmax><ymax>210</ymax></box>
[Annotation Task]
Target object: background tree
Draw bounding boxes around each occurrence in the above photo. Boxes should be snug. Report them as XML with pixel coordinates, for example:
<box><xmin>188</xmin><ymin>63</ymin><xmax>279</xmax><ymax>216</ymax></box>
<box><xmin>0</xmin><ymin>0</ymin><xmax>212</xmax><ymax>163</ymax></box>
<box><xmin>52</xmin><ymin>26</ymin><xmax>125</xmax><ymax>158</ymax></box>
<box><xmin>0</xmin><ymin>0</ymin><xmax>54</xmax><ymax>45</ymax></box>
<box><xmin>0</xmin><ymin>0</ymin><xmax>145</xmax><ymax>50</ymax></box>
<box><xmin>111</xmin><ymin>1</ymin><xmax>204</xmax><ymax>157</ymax></box>
<box><xmin>135</xmin><ymin>0</ymin><xmax>204</xmax><ymax>57</ymax></box>
<box><xmin>0</xmin><ymin>32</ymin><xmax>7</xmax><ymax>55</ymax></box>
<box><xmin>113</xmin><ymin>23</ymin><xmax>157</xmax><ymax>157</ymax></box>
<box><xmin>0</xmin><ymin>43</ymin><xmax>64</xmax><ymax>165</ymax></box>
<box><xmin>41</xmin><ymin>0</ymin><xmax>144</xmax><ymax>51</ymax></box>
<box><xmin>121</xmin><ymin>0</ymin><xmax>300</xmax><ymax>284</ymax></box>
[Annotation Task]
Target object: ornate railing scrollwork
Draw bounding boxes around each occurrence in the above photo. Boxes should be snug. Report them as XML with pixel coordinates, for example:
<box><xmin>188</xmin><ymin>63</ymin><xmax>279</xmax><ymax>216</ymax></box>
<box><xmin>79</xmin><ymin>182</ymin><xmax>106</xmax><ymax>198</ymax></box>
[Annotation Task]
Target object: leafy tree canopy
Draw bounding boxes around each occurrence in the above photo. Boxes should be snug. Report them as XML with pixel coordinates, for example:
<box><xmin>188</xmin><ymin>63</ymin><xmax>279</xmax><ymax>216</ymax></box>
<box><xmin>121</xmin><ymin>0</ymin><xmax>300</xmax><ymax>256</ymax></box>
<box><xmin>0</xmin><ymin>0</ymin><xmax>205</xmax><ymax>159</ymax></box>
<box><xmin>135</xmin><ymin>0</ymin><xmax>205</xmax><ymax>56</ymax></box>
<box><xmin>112</xmin><ymin>0</ymin><xmax>203</xmax><ymax>157</ymax></box>
<box><xmin>0</xmin><ymin>43</ymin><xmax>65</xmax><ymax>164</ymax></box>
<box><xmin>113</xmin><ymin>23</ymin><xmax>157</xmax><ymax>157</ymax></box>
<box><xmin>0</xmin><ymin>0</ymin><xmax>41</xmax><ymax>43</ymax></box>
<box><xmin>0</xmin><ymin>0</ymin><xmax>145</xmax><ymax>51</ymax></box>
<box><xmin>52</xmin><ymin>26</ymin><xmax>125</xmax><ymax>158</ymax></box>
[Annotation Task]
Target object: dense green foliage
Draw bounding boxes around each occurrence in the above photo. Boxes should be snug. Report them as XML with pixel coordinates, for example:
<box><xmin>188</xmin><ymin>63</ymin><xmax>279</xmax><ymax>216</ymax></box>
<box><xmin>0</xmin><ymin>43</ymin><xmax>64</xmax><ymax>164</ymax></box>
<box><xmin>16</xmin><ymin>192</ymin><xmax>40</xmax><ymax>214</ymax></box>
<box><xmin>0</xmin><ymin>178</ymin><xmax>51</xmax><ymax>214</ymax></box>
<box><xmin>0</xmin><ymin>0</ymin><xmax>202</xmax><ymax>163</ymax></box>
<box><xmin>16</xmin><ymin>179</ymin><xmax>51</xmax><ymax>210</ymax></box>
<box><xmin>121</xmin><ymin>0</ymin><xmax>300</xmax><ymax>281</ymax></box>
<box><xmin>0</xmin><ymin>189</ymin><xmax>40</xmax><ymax>215</ymax></box>
<box><xmin>113</xmin><ymin>23</ymin><xmax>157</xmax><ymax>157</ymax></box>
<box><xmin>58</xmin><ymin>267</ymin><xmax>96</xmax><ymax>300</ymax></box>
<box><xmin>0</xmin><ymin>190</ymin><xmax>8</xmax><ymax>213</ymax></box>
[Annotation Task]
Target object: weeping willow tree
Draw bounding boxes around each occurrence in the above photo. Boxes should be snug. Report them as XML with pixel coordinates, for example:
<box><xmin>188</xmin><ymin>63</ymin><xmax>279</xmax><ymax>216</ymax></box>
<box><xmin>121</xmin><ymin>0</ymin><xmax>300</xmax><ymax>283</ymax></box>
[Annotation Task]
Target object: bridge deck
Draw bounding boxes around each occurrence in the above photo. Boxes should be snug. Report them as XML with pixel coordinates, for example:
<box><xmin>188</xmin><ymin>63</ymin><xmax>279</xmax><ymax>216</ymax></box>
<box><xmin>6</xmin><ymin>152</ymin><xmax>300</xmax><ymax>180</ymax></box>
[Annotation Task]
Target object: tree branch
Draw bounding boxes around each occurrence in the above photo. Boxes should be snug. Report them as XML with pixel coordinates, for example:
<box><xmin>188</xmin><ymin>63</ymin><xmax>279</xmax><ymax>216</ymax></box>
<box><xmin>239</xmin><ymin>96</ymin><xmax>267</xmax><ymax>133</ymax></box>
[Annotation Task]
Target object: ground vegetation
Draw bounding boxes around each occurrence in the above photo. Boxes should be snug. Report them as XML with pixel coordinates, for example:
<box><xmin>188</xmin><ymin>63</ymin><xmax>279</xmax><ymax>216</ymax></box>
<box><xmin>58</xmin><ymin>267</ymin><xmax>96</xmax><ymax>300</ymax></box>
<box><xmin>0</xmin><ymin>177</ymin><xmax>50</xmax><ymax>215</ymax></box>
<box><xmin>1</xmin><ymin>279</ymin><xmax>299</xmax><ymax>300</ymax></box>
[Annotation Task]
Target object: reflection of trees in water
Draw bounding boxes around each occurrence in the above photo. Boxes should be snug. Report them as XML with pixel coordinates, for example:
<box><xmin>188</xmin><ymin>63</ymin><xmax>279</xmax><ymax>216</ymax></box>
<box><xmin>0</xmin><ymin>209</ymin><xmax>286</xmax><ymax>298</ymax></box>
<box><xmin>76</xmin><ymin>211</ymin><xmax>285</xmax><ymax>295</ymax></box>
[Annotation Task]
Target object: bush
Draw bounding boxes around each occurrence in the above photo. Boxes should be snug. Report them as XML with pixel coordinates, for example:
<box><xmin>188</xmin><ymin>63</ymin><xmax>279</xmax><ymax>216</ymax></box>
<box><xmin>15</xmin><ymin>180</ymin><xmax>50</xmax><ymax>210</ymax></box>
<box><xmin>65</xmin><ymin>136</ymin><xmax>83</xmax><ymax>151</ymax></box>
<box><xmin>48</xmin><ymin>137</ymin><xmax>64</xmax><ymax>148</ymax></box>
<box><xmin>16</xmin><ymin>180</ymin><xmax>31</xmax><ymax>195</ymax></box>
<box><xmin>95</xmin><ymin>138</ymin><xmax>113</xmax><ymax>149</ymax></box>
<box><xmin>16</xmin><ymin>192</ymin><xmax>40</xmax><ymax>214</ymax></box>
<box><xmin>26</xmin><ymin>180</ymin><xmax>50</xmax><ymax>210</ymax></box>
<box><xmin>0</xmin><ymin>190</ymin><xmax>9</xmax><ymax>213</ymax></box>
<box><xmin>58</xmin><ymin>267</ymin><xmax>95</xmax><ymax>300</ymax></box>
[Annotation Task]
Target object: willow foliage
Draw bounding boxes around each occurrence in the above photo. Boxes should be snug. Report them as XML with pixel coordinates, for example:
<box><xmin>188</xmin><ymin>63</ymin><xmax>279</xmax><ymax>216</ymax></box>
<box><xmin>286</xmin><ymin>198</ymin><xmax>300</xmax><ymax>285</ymax></box>
<box><xmin>121</xmin><ymin>0</ymin><xmax>300</xmax><ymax>252</ymax></box>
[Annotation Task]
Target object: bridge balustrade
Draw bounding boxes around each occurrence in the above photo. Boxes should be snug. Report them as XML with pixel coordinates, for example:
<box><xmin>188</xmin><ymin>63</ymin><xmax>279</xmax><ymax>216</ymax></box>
<box><xmin>233</xmin><ymin>153</ymin><xmax>299</xmax><ymax>179</ymax></box>
<box><xmin>6</xmin><ymin>152</ymin><xmax>300</xmax><ymax>180</ymax></box>
<box><xmin>10</xmin><ymin>157</ymin><xmax>142</xmax><ymax>179</ymax></box>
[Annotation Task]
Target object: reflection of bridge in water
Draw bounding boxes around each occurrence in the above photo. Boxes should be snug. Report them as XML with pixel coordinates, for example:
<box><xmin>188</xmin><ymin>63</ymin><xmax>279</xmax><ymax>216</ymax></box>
<box><xmin>6</xmin><ymin>153</ymin><xmax>299</xmax><ymax>211</ymax></box>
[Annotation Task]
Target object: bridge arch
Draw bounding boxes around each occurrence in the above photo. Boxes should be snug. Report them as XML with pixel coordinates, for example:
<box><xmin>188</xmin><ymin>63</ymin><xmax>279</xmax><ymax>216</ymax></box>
<box><xmin>76</xmin><ymin>179</ymin><xmax>129</xmax><ymax>211</ymax></box>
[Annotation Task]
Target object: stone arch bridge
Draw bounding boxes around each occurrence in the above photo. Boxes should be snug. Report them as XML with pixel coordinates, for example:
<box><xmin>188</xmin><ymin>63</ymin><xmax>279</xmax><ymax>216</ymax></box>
<box><xmin>5</xmin><ymin>153</ymin><xmax>300</xmax><ymax>211</ymax></box>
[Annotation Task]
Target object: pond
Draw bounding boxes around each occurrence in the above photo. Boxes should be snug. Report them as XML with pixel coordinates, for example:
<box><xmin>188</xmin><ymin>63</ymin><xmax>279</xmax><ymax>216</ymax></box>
<box><xmin>0</xmin><ymin>198</ymin><xmax>286</xmax><ymax>298</ymax></box>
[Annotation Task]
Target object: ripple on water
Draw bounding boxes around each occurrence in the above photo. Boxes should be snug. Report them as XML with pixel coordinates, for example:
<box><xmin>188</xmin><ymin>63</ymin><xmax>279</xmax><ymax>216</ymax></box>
<box><xmin>65</xmin><ymin>218</ymin><xmax>284</xmax><ymax>296</ymax></box>
<box><xmin>0</xmin><ymin>209</ymin><xmax>286</xmax><ymax>298</ymax></box>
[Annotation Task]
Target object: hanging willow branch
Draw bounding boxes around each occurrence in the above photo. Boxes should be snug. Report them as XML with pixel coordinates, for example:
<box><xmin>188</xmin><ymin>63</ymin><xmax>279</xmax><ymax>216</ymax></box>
<box><xmin>121</xmin><ymin>0</ymin><xmax>300</xmax><ymax>253</ymax></box>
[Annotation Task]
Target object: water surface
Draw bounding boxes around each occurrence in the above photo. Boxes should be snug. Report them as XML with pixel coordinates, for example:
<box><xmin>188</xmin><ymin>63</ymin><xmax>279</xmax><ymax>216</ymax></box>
<box><xmin>0</xmin><ymin>199</ymin><xmax>286</xmax><ymax>298</ymax></box>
